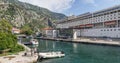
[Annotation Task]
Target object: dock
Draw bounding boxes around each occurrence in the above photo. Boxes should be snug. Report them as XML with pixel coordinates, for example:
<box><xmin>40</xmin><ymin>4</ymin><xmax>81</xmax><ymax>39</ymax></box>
<box><xmin>39</xmin><ymin>37</ymin><xmax>120</xmax><ymax>47</ymax></box>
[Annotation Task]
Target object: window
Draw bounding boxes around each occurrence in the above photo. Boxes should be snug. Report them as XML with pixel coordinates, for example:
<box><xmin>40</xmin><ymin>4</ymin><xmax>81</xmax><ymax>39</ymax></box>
<box><xmin>111</xmin><ymin>29</ymin><xmax>112</xmax><ymax>31</ymax></box>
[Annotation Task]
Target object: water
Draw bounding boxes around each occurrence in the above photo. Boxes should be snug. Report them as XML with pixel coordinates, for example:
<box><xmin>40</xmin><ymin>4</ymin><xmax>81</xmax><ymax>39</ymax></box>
<box><xmin>37</xmin><ymin>39</ymin><xmax>120</xmax><ymax>63</ymax></box>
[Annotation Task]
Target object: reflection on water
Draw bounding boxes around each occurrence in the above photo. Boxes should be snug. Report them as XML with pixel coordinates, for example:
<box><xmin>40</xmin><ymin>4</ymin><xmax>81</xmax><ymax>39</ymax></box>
<box><xmin>45</xmin><ymin>40</ymin><xmax>48</xmax><ymax>48</ymax></box>
<box><xmin>53</xmin><ymin>42</ymin><xmax>55</xmax><ymax>50</ymax></box>
<box><xmin>38</xmin><ymin>39</ymin><xmax>120</xmax><ymax>63</ymax></box>
<box><xmin>73</xmin><ymin>43</ymin><xmax>78</xmax><ymax>53</ymax></box>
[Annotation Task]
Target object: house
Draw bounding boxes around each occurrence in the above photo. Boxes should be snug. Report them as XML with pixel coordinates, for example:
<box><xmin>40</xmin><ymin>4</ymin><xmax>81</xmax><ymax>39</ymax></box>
<box><xmin>12</xmin><ymin>27</ymin><xmax>20</xmax><ymax>34</ymax></box>
<box><xmin>42</xmin><ymin>27</ymin><xmax>58</xmax><ymax>38</ymax></box>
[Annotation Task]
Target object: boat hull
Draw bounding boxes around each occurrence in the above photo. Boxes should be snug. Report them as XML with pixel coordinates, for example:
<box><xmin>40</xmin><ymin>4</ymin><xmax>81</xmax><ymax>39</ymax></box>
<box><xmin>39</xmin><ymin>52</ymin><xmax>65</xmax><ymax>59</ymax></box>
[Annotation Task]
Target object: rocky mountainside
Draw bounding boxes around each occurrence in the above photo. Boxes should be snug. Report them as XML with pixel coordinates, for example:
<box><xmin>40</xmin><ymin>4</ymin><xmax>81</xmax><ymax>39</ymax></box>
<box><xmin>0</xmin><ymin>0</ymin><xmax>66</xmax><ymax>32</ymax></box>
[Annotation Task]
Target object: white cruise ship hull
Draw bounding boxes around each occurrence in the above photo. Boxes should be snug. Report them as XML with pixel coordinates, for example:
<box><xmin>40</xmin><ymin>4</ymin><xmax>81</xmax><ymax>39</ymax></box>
<box><xmin>76</xmin><ymin>27</ymin><xmax>120</xmax><ymax>38</ymax></box>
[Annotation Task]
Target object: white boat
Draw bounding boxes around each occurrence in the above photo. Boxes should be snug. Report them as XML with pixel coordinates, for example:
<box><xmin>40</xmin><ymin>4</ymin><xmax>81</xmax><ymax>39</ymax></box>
<box><xmin>39</xmin><ymin>51</ymin><xmax>65</xmax><ymax>59</ymax></box>
<box><xmin>30</xmin><ymin>39</ymin><xmax>39</xmax><ymax>45</ymax></box>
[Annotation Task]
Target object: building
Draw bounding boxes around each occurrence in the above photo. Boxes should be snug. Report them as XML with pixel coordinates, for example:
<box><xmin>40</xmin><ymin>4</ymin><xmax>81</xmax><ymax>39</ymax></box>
<box><xmin>42</xmin><ymin>27</ymin><xmax>58</xmax><ymax>38</ymax></box>
<box><xmin>12</xmin><ymin>27</ymin><xmax>21</xmax><ymax>34</ymax></box>
<box><xmin>56</xmin><ymin>5</ymin><xmax>120</xmax><ymax>38</ymax></box>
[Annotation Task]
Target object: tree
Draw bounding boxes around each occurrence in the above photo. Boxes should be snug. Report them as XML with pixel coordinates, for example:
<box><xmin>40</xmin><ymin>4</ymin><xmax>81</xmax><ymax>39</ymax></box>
<box><xmin>21</xmin><ymin>25</ymin><xmax>33</xmax><ymax>35</ymax></box>
<box><xmin>0</xmin><ymin>19</ymin><xmax>24</xmax><ymax>53</ymax></box>
<box><xmin>0</xmin><ymin>32</ymin><xmax>17</xmax><ymax>50</ymax></box>
<box><xmin>0</xmin><ymin>19</ymin><xmax>12</xmax><ymax>33</ymax></box>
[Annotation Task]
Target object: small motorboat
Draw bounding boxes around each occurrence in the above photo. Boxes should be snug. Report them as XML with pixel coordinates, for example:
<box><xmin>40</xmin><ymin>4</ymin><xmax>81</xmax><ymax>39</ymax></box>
<box><xmin>30</xmin><ymin>39</ymin><xmax>39</xmax><ymax>45</ymax></box>
<box><xmin>38</xmin><ymin>51</ymin><xmax>65</xmax><ymax>59</ymax></box>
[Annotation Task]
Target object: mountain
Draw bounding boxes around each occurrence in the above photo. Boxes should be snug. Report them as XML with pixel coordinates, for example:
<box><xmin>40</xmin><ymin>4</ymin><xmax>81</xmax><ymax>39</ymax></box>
<box><xmin>0</xmin><ymin>0</ymin><xmax>66</xmax><ymax>32</ymax></box>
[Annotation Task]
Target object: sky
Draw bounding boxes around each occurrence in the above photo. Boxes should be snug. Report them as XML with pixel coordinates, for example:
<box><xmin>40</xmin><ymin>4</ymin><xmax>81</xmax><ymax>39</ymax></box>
<box><xmin>18</xmin><ymin>0</ymin><xmax>120</xmax><ymax>16</ymax></box>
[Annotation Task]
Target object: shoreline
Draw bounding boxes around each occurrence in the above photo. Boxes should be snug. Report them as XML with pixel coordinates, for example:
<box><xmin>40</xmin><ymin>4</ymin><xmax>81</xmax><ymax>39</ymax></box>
<box><xmin>0</xmin><ymin>43</ymin><xmax>38</xmax><ymax>63</ymax></box>
<box><xmin>39</xmin><ymin>37</ymin><xmax>120</xmax><ymax>47</ymax></box>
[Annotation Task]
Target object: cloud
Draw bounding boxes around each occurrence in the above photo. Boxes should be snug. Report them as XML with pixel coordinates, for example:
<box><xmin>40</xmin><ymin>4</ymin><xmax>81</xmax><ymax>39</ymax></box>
<box><xmin>82</xmin><ymin>0</ymin><xmax>120</xmax><ymax>5</ymax></box>
<box><xmin>83</xmin><ymin>0</ymin><xmax>95</xmax><ymax>4</ymax></box>
<box><xmin>106</xmin><ymin>0</ymin><xmax>120</xmax><ymax>3</ymax></box>
<box><xmin>19</xmin><ymin>0</ymin><xmax>75</xmax><ymax>13</ymax></box>
<box><xmin>81</xmin><ymin>0</ymin><xmax>98</xmax><ymax>7</ymax></box>
<box><xmin>81</xmin><ymin>0</ymin><xmax>97</xmax><ymax>7</ymax></box>
<box><xmin>107</xmin><ymin>0</ymin><xmax>114</xmax><ymax>1</ymax></box>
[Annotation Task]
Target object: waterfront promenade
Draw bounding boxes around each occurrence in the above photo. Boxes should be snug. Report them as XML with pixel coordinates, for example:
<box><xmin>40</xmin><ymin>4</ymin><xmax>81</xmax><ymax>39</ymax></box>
<box><xmin>40</xmin><ymin>37</ymin><xmax>120</xmax><ymax>46</ymax></box>
<box><xmin>0</xmin><ymin>43</ymin><xmax>38</xmax><ymax>63</ymax></box>
<box><xmin>73</xmin><ymin>38</ymin><xmax>120</xmax><ymax>46</ymax></box>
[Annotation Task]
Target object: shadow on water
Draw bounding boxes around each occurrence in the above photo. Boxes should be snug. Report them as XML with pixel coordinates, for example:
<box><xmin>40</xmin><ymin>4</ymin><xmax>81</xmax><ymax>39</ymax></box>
<box><xmin>37</xmin><ymin>39</ymin><xmax>120</xmax><ymax>63</ymax></box>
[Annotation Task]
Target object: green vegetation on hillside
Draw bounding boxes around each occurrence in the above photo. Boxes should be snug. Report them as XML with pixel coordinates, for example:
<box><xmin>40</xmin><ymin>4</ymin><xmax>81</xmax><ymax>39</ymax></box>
<box><xmin>0</xmin><ymin>0</ymin><xmax>66</xmax><ymax>33</ymax></box>
<box><xmin>0</xmin><ymin>19</ymin><xmax>24</xmax><ymax>54</ymax></box>
<box><xmin>21</xmin><ymin>24</ymin><xmax>33</xmax><ymax>35</ymax></box>
<box><xmin>5</xmin><ymin>5</ymin><xmax>15</xmax><ymax>18</ymax></box>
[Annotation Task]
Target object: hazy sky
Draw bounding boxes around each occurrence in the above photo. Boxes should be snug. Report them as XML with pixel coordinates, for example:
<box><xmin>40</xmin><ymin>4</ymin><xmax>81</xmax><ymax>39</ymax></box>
<box><xmin>19</xmin><ymin>0</ymin><xmax>120</xmax><ymax>16</ymax></box>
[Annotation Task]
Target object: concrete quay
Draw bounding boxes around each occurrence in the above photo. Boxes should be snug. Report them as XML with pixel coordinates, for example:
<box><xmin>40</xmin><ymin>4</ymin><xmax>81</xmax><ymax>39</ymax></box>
<box><xmin>39</xmin><ymin>37</ymin><xmax>120</xmax><ymax>47</ymax></box>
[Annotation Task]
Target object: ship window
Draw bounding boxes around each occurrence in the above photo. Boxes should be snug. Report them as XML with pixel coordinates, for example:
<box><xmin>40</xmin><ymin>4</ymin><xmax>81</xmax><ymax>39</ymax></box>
<box><xmin>101</xmin><ymin>30</ymin><xmax>103</xmax><ymax>31</ymax></box>
<box><xmin>107</xmin><ymin>29</ymin><xmax>109</xmax><ymax>31</ymax></box>
<box><xmin>111</xmin><ymin>29</ymin><xmax>112</xmax><ymax>31</ymax></box>
<box><xmin>111</xmin><ymin>12</ymin><xmax>113</xmax><ymax>14</ymax></box>
<box><xmin>104</xmin><ymin>29</ymin><xmax>106</xmax><ymax>31</ymax></box>
<box><xmin>114</xmin><ymin>29</ymin><xmax>116</xmax><ymax>31</ymax></box>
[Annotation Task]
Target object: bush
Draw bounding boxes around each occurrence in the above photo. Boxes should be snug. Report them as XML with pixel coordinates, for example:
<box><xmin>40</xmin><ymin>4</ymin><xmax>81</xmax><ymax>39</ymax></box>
<box><xmin>0</xmin><ymin>19</ymin><xmax>24</xmax><ymax>54</ymax></box>
<box><xmin>21</xmin><ymin>25</ymin><xmax>33</xmax><ymax>35</ymax></box>
<box><xmin>10</xmin><ymin>44</ymin><xmax>25</xmax><ymax>53</ymax></box>
<box><xmin>0</xmin><ymin>32</ymin><xmax>17</xmax><ymax>50</ymax></box>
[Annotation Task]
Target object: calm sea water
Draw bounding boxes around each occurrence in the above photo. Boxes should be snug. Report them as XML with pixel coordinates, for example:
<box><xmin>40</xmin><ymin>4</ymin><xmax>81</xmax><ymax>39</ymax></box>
<box><xmin>37</xmin><ymin>39</ymin><xmax>120</xmax><ymax>63</ymax></box>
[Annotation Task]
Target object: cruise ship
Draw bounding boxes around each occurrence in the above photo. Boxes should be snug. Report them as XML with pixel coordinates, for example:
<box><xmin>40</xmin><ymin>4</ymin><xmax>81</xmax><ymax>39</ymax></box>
<box><xmin>56</xmin><ymin>5</ymin><xmax>120</xmax><ymax>38</ymax></box>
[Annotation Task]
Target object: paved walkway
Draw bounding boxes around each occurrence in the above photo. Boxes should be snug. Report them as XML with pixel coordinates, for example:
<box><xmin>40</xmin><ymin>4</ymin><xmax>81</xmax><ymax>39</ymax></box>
<box><xmin>72</xmin><ymin>38</ymin><xmax>120</xmax><ymax>46</ymax></box>
<box><xmin>40</xmin><ymin>37</ymin><xmax>120</xmax><ymax>46</ymax></box>
<box><xmin>0</xmin><ymin>43</ymin><xmax>38</xmax><ymax>63</ymax></box>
